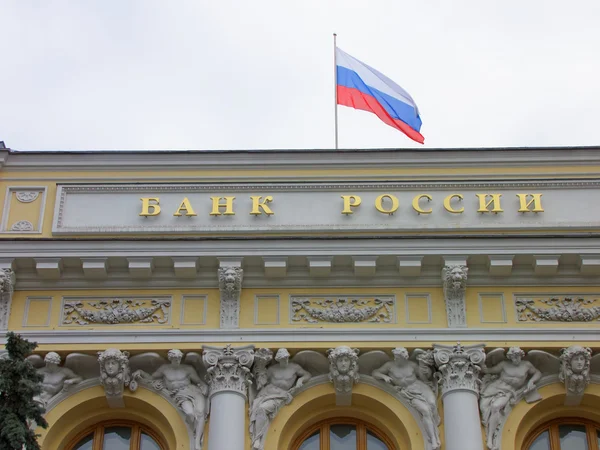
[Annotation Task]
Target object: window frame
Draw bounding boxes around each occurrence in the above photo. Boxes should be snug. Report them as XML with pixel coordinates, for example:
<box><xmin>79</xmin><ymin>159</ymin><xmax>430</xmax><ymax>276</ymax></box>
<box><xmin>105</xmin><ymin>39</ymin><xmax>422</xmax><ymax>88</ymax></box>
<box><xmin>66</xmin><ymin>420</ymin><xmax>166</xmax><ymax>450</ymax></box>
<box><xmin>523</xmin><ymin>417</ymin><xmax>600</xmax><ymax>450</ymax></box>
<box><xmin>291</xmin><ymin>417</ymin><xmax>395</xmax><ymax>450</ymax></box>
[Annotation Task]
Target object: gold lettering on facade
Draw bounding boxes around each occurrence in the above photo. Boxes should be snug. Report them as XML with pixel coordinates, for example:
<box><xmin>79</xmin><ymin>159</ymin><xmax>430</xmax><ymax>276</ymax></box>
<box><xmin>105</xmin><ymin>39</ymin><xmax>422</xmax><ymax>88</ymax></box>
<box><xmin>139</xmin><ymin>197</ymin><xmax>161</xmax><ymax>216</ymax></box>
<box><xmin>516</xmin><ymin>193</ymin><xmax>544</xmax><ymax>213</ymax></box>
<box><xmin>443</xmin><ymin>194</ymin><xmax>464</xmax><ymax>214</ymax></box>
<box><xmin>412</xmin><ymin>194</ymin><xmax>433</xmax><ymax>214</ymax></box>
<box><xmin>341</xmin><ymin>195</ymin><xmax>362</xmax><ymax>215</ymax></box>
<box><xmin>250</xmin><ymin>196</ymin><xmax>274</xmax><ymax>215</ymax></box>
<box><xmin>173</xmin><ymin>197</ymin><xmax>197</xmax><ymax>216</ymax></box>
<box><xmin>210</xmin><ymin>196</ymin><xmax>236</xmax><ymax>216</ymax></box>
<box><xmin>375</xmin><ymin>194</ymin><xmax>399</xmax><ymax>215</ymax></box>
<box><xmin>476</xmin><ymin>194</ymin><xmax>503</xmax><ymax>213</ymax></box>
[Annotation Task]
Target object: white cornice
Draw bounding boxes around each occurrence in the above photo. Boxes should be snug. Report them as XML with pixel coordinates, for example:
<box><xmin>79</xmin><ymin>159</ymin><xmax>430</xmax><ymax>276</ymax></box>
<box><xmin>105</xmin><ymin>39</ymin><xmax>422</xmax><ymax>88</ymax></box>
<box><xmin>4</xmin><ymin>147</ymin><xmax>600</xmax><ymax>174</ymax></box>
<box><xmin>6</xmin><ymin>327</ymin><xmax>600</xmax><ymax>345</ymax></box>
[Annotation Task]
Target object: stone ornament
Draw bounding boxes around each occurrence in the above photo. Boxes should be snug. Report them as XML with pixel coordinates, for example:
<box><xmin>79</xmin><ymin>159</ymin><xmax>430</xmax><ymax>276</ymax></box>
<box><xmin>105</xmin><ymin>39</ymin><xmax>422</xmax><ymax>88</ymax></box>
<box><xmin>559</xmin><ymin>346</ymin><xmax>595</xmax><ymax>406</ymax></box>
<box><xmin>433</xmin><ymin>342</ymin><xmax>486</xmax><ymax>396</ymax></box>
<box><xmin>442</xmin><ymin>265</ymin><xmax>468</xmax><ymax>327</ymax></box>
<box><xmin>291</xmin><ymin>296</ymin><xmax>394</xmax><ymax>323</ymax></box>
<box><xmin>249</xmin><ymin>348</ymin><xmax>315</xmax><ymax>450</ymax></box>
<box><xmin>515</xmin><ymin>297</ymin><xmax>600</xmax><ymax>322</ymax></box>
<box><xmin>62</xmin><ymin>298</ymin><xmax>171</xmax><ymax>325</ymax></box>
<box><xmin>203</xmin><ymin>344</ymin><xmax>254</xmax><ymax>398</ymax></box>
<box><xmin>10</xmin><ymin>220</ymin><xmax>34</xmax><ymax>232</ymax></box>
<box><xmin>369</xmin><ymin>348</ymin><xmax>441</xmax><ymax>450</ymax></box>
<box><xmin>130</xmin><ymin>349</ymin><xmax>208</xmax><ymax>450</ymax></box>
<box><xmin>98</xmin><ymin>348</ymin><xmax>131</xmax><ymax>408</ymax></box>
<box><xmin>327</xmin><ymin>346</ymin><xmax>360</xmax><ymax>406</ymax></box>
<box><xmin>218</xmin><ymin>266</ymin><xmax>243</xmax><ymax>328</ymax></box>
<box><xmin>27</xmin><ymin>352</ymin><xmax>96</xmax><ymax>408</ymax></box>
<box><xmin>0</xmin><ymin>268</ymin><xmax>16</xmax><ymax>331</ymax></box>
<box><xmin>15</xmin><ymin>191</ymin><xmax>40</xmax><ymax>203</ymax></box>
<box><xmin>479</xmin><ymin>347</ymin><xmax>543</xmax><ymax>450</ymax></box>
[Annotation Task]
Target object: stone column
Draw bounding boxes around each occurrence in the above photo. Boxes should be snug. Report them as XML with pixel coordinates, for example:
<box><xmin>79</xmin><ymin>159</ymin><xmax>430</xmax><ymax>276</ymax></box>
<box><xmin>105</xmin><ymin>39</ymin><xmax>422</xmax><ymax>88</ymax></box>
<box><xmin>433</xmin><ymin>342</ymin><xmax>486</xmax><ymax>450</ymax></box>
<box><xmin>0</xmin><ymin>268</ymin><xmax>16</xmax><ymax>331</ymax></box>
<box><xmin>203</xmin><ymin>344</ymin><xmax>254</xmax><ymax>450</ymax></box>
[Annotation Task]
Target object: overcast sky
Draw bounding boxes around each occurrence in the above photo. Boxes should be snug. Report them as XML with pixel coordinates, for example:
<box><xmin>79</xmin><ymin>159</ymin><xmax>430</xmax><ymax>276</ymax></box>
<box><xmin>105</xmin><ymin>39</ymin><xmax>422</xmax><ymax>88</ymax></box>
<box><xmin>1</xmin><ymin>1</ymin><xmax>599</xmax><ymax>151</ymax></box>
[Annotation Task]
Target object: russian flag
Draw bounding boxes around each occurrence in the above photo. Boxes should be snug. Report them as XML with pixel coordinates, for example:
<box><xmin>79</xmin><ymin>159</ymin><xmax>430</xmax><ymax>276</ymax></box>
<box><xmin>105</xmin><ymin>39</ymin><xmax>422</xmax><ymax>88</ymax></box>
<box><xmin>336</xmin><ymin>47</ymin><xmax>424</xmax><ymax>144</ymax></box>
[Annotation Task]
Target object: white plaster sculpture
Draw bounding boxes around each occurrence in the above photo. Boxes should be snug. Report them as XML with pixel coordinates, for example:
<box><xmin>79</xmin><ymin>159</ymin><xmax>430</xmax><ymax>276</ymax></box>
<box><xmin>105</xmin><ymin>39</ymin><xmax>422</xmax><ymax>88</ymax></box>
<box><xmin>442</xmin><ymin>265</ymin><xmax>468</xmax><ymax>327</ymax></box>
<box><xmin>327</xmin><ymin>346</ymin><xmax>360</xmax><ymax>405</ymax></box>
<box><xmin>218</xmin><ymin>265</ymin><xmax>243</xmax><ymax>328</ymax></box>
<box><xmin>98</xmin><ymin>348</ymin><xmax>131</xmax><ymax>408</ymax></box>
<box><xmin>130</xmin><ymin>349</ymin><xmax>208</xmax><ymax>450</ymax></box>
<box><xmin>559</xmin><ymin>346</ymin><xmax>591</xmax><ymax>400</ymax></box>
<box><xmin>249</xmin><ymin>348</ymin><xmax>314</xmax><ymax>450</ymax></box>
<box><xmin>480</xmin><ymin>347</ymin><xmax>542</xmax><ymax>450</ymax></box>
<box><xmin>0</xmin><ymin>268</ymin><xmax>15</xmax><ymax>331</ymax></box>
<box><xmin>27</xmin><ymin>352</ymin><xmax>86</xmax><ymax>408</ymax></box>
<box><xmin>370</xmin><ymin>348</ymin><xmax>441</xmax><ymax>450</ymax></box>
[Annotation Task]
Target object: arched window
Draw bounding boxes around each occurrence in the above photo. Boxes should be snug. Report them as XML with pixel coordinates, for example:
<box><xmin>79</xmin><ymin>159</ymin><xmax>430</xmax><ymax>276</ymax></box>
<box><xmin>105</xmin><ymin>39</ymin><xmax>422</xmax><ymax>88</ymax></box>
<box><xmin>67</xmin><ymin>420</ymin><xmax>165</xmax><ymax>450</ymax></box>
<box><xmin>524</xmin><ymin>418</ymin><xmax>600</xmax><ymax>450</ymax></box>
<box><xmin>292</xmin><ymin>418</ymin><xmax>395</xmax><ymax>450</ymax></box>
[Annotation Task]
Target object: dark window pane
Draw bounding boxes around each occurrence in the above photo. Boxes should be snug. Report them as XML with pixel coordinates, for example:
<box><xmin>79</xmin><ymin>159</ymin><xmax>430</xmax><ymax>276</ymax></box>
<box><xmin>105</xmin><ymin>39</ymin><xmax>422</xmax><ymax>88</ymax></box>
<box><xmin>102</xmin><ymin>426</ymin><xmax>131</xmax><ymax>450</ymax></box>
<box><xmin>528</xmin><ymin>431</ymin><xmax>550</xmax><ymax>450</ymax></box>
<box><xmin>140</xmin><ymin>432</ymin><xmax>161</xmax><ymax>450</ymax></box>
<box><xmin>330</xmin><ymin>424</ymin><xmax>357</xmax><ymax>450</ymax></box>
<box><xmin>367</xmin><ymin>429</ymin><xmax>389</xmax><ymax>450</ymax></box>
<box><xmin>72</xmin><ymin>433</ymin><xmax>94</xmax><ymax>450</ymax></box>
<box><xmin>298</xmin><ymin>431</ymin><xmax>320</xmax><ymax>450</ymax></box>
<box><xmin>559</xmin><ymin>425</ymin><xmax>588</xmax><ymax>450</ymax></box>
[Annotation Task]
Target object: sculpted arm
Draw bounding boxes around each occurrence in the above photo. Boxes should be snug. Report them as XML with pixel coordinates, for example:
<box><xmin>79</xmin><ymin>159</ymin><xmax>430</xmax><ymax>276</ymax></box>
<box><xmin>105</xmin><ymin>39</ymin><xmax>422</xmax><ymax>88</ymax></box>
<box><xmin>372</xmin><ymin>362</ymin><xmax>393</xmax><ymax>383</ymax></box>
<box><xmin>63</xmin><ymin>367</ymin><xmax>83</xmax><ymax>385</ymax></box>
<box><xmin>152</xmin><ymin>365</ymin><xmax>165</xmax><ymax>380</ymax></box>
<box><xmin>526</xmin><ymin>362</ymin><xmax>542</xmax><ymax>389</ymax></box>
<box><xmin>294</xmin><ymin>364</ymin><xmax>312</xmax><ymax>388</ymax></box>
<box><xmin>483</xmin><ymin>361</ymin><xmax>505</xmax><ymax>375</ymax></box>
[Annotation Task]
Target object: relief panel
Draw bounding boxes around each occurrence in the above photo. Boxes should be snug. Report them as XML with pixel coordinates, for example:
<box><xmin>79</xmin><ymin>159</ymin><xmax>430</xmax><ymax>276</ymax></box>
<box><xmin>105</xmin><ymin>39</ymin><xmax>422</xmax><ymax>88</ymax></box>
<box><xmin>289</xmin><ymin>294</ymin><xmax>396</xmax><ymax>324</ymax></box>
<box><xmin>1</xmin><ymin>187</ymin><xmax>47</xmax><ymax>233</ymax></box>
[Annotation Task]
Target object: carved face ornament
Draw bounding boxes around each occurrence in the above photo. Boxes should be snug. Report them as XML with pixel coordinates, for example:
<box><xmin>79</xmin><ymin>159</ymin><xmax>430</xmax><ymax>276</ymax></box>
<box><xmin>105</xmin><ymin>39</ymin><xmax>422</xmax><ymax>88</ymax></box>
<box><xmin>105</xmin><ymin>358</ymin><xmax>120</xmax><ymax>376</ymax></box>
<box><xmin>336</xmin><ymin>355</ymin><xmax>351</xmax><ymax>373</ymax></box>
<box><xmin>168</xmin><ymin>349</ymin><xmax>183</xmax><ymax>365</ymax></box>
<box><xmin>571</xmin><ymin>354</ymin><xmax>587</xmax><ymax>373</ymax></box>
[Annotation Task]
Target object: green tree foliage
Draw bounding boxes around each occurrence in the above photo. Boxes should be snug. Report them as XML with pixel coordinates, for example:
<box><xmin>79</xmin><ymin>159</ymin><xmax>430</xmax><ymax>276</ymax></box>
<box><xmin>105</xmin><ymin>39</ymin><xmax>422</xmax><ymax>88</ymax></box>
<box><xmin>0</xmin><ymin>332</ymin><xmax>47</xmax><ymax>450</ymax></box>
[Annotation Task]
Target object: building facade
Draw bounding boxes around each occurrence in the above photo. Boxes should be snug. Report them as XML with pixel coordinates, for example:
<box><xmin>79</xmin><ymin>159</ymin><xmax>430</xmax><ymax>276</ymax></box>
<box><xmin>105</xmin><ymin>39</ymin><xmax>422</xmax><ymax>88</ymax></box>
<box><xmin>1</xmin><ymin>146</ymin><xmax>600</xmax><ymax>450</ymax></box>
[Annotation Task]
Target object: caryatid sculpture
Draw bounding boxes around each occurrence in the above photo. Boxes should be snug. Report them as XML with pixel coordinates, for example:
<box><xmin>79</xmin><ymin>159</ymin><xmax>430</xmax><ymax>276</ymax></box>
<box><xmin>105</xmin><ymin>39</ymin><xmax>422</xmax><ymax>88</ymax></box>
<box><xmin>480</xmin><ymin>347</ymin><xmax>542</xmax><ymax>450</ymax></box>
<box><xmin>372</xmin><ymin>348</ymin><xmax>441</xmax><ymax>450</ymax></box>
<box><xmin>327</xmin><ymin>346</ymin><xmax>360</xmax><ymax>405</ymax></box>
<box><xmin>249</xmin><ymin>348</ymin><xmax>312</xmax><ymax>450</ymax></box>
<box><xmin>131</xmin><ymin>349</ymin><xmax>208</xmax><ymax>450</ymax></box>
<box><xmin>34</xmin><ymin>352</ymin><xmax>83</xmax><ymax>407</ymax></box>
<box><xmin>560</xmin><ymin>346</ymin><xmax>592</xmax><ymax>403</ymax></box>
<box><xmin>98</xmin><ymin>348</ymin><xmax>131</xmax><ymax>407</ymax></box>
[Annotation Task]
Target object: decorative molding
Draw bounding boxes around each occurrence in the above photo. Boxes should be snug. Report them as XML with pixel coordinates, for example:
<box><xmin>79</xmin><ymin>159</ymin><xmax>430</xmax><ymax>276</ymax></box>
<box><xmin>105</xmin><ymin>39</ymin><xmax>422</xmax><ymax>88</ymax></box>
<box><xmin>10</xmin><ymin>220</ymin><xmax>33</xmax><ymax>232</ymax></box>
<box><xmin>327</xmin><ymin>346</ymin><xmax>360</xmax><ymax>406</ymax></box>
<box><xmin>515</xmin><ymin>297</ymin><xmax>600</xmax><ymax>322</ymax></box>
<box><xmin>61</xmin><ymin>297</ymin><xmax>171</xmax><ymax>326</ymax></box>
<box><xmin>290</xmin><ymin>295</ymin><xmax>395</xmax><ymax>324</ymax></box>
<box><xmin>22</xmin><ymin>296</ymin><xmax>52</xmax><ymax>327</ymax></box>
<box><xmin>8</xmin><ymin>327</ymin><xmax>600</xmax><ymax>345</ymax></box>
<box><xmin>254</xmin><ymin>295</ymin><xmax>280</xmax><ymax>325</ymax></box>
<box><xmin>478</xmin><ymin>293</ymin><xmax>507</xmax><ymax>324</ymax></box>
<box><xmin>180</xmin><ymin>295</ymin><xmax>208</xmax><ymax>326</ymax></box>
<box><xmin>0</xmin><ymin>186</ymin><xmax>47</xmax><ymax>234</ymax></box>
<box><xmin>203</xmin><ymin>344</ymin><xmax>254</xmax><ymax>398</ymax></box>
<box><xmin>15</xmin><ymin>191</ymin><xmax>39</xmax><ymax>203</ymax></box>
<box><xmin>218</xmin><ymin>265</ymin><xmax>243</xmax><ymax>328</ymax></box>
<box><xmin>405</xmin><ymin>294</ymin><xmax>432</xmax><ymax>324</ymax></box>
<box><xmin>433</xmin><ymin>342</ymin><xmax>486</xmax><ymax>397</ymax></box>
<box><xmin>442</xmin><ymin>265</ymin><xmax>469</xmax><ymax>328</ymax></box>
<box><xmin>0</xmin><ymin>269</ymin><xmax>15</xmax><ymax>331</ymax></box>
<box><xmin>98</xmin><ymin>348</ymin><xmax>131</xmax><ymax>408</ymax></box>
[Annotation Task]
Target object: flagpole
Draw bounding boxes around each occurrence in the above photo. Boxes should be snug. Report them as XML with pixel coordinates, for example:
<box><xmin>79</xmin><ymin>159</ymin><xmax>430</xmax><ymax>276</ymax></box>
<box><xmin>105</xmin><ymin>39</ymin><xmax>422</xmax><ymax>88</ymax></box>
<box><xmin>333</xmin><ymin>32</ymin><xmax>339</xmax><ymax>149</ymax></box>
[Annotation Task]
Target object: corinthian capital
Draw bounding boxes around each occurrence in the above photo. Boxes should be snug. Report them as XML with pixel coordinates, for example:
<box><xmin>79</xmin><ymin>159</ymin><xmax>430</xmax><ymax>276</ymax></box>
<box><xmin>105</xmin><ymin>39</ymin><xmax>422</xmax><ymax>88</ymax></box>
<box><xmin>433</xmin><ymin>342</ymin><xmax>485</xmax><ymax>397</ymax></box>
<box><xmin>0</xmin><ymin>268</ymin><xmax>16</xmax><ymax>331</ymax></box>
<box><xmin>218</xmin><ymin>261</ymin><xmax>243</xmax><ymax>328</ymax></box>
<box><xmin>203</xmin><ymin>344</ymin><xmax>254</xmax><ymax>398</ymax></box>
<box><xmin>442</xmin><ymin>264</ymin><xmax>468</xmax><ymax>327</ymax></box>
